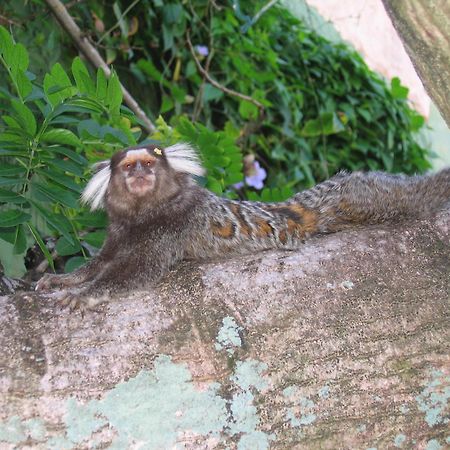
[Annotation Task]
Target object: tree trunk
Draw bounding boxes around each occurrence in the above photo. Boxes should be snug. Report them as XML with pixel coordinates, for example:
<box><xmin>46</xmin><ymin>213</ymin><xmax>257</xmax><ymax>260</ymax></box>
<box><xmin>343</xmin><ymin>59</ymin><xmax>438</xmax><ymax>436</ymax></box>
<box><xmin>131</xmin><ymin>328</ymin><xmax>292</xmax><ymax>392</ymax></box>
<box><xmin>1</xmin><ymin>210</ymin><xmax>449</xmax><ymax>449</ymax></box>
<box><xmin>381</xmin><ymin>0</ymin><xmax>450</xmax><ymax>127</ymax></box>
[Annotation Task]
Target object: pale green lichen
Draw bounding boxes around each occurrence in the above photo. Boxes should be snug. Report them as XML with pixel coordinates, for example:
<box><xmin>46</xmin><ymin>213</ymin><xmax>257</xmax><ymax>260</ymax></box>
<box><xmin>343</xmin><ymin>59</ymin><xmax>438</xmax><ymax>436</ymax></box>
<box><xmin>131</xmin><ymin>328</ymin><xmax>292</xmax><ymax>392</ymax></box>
<box><xmin>318</xmin><ymin>385</ymin><xmax>330</xmax><ymax>399</ymax></box>
<box><xmin>394</xmin><ymin>433</ymin><xmax>406</xmax><ymax>447</ymax></box>
<box><xmin>0</xmin><ymin>416</ymin><xmax>26</xmax><ymax>443</ymax></box>
<box><xmin>215</xmin><ymin>316</ymin><xmax>243</xmax><ymax>354</ymax></box>
<box><xmin>415</xmin><ymin>369</ymin><xmax>450</xmax><ymax>427</ymax></box>
<box><xmin>237</xmin><ymin>431</ymin><xmax>274</xmax><ymax>450</ymax></box>
<box><xmin>400</xmin><ymin>404</ymin><xmax>409</xmax><ymax>414</ymax></box>
<box><xmin>69</xmin><ymin>355</ymin><xmax>228</xmax><ymax>448</ymax></box>
<box><xmin>283</xmin><ymin>387</ymin><xmax>317</xmax><ymax>427</ymax></box>
<box><xmin>0</xmin><ymin>416</ymin><xmax>48</xmax><ymax>445</ymax></box>
<box><xmin>357</xmin><ymin>424</ymin><xmax>367</xmax><ymax>433</ymax></box>
<box><xmin>1</xmin><ymin>356</ymin><xmax>273</xmax><ymax>448</ymax></box>
<box><xmin>231</xmin><ymin>360</ymin><xmax>269</xmax><ymax>392</ymax></box>
<box><xmin>229</xmin><ymin>359</ymin><xmax>272</xmax><ymax>449</ymax></box>
<box><xmin>425</xmin><ymin>439</ymin><xmax>442</xmax><ymax>450</ymax></box>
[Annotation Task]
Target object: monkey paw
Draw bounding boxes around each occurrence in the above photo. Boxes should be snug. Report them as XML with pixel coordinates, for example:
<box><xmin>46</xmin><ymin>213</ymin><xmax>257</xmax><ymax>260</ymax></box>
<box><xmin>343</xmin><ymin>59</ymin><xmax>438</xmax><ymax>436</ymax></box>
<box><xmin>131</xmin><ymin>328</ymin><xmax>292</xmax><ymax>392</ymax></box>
<box><xmin>51</xmin><ymin>288</ymin><xmax>107</xmax><ymax>313</ymax></box>
<box><xmin>35</xmin><ymin>273</ymin><xmax>72</xmax><ymax>292</ymax></box>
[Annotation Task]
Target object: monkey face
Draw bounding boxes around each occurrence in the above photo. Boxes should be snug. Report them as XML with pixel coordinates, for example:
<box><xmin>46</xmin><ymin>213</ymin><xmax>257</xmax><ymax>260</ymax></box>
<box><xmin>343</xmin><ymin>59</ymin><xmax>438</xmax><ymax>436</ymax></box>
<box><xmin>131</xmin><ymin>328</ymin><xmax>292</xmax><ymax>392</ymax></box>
<box><xmin>119</xmin><ymin>149</ymin><xmax>158</xmax><ymax>197</ymax></box>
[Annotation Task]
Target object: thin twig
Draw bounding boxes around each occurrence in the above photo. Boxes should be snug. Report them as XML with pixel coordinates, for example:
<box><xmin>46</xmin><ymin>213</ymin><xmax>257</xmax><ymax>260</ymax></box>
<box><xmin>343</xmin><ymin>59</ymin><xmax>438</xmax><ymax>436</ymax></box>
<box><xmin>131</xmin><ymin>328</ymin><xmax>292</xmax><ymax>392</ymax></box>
<box><xmin>247</xmin><ymin>0</ymin><xmax>279</xmax><ymax>29</ymax></box>
<box><xmin>97</xmin><ymin>0</ymin><xmax>141</xmax><ymax>44</ymax></box>
<box><xmin>44</xmin><ymin>0</ymin><xmax>155</xmax><ymax>134</ymax></box>
<box><xmin>186</xmin><ymin>31</ymin><xmax>264</xmax><ymax>112</ymax></box>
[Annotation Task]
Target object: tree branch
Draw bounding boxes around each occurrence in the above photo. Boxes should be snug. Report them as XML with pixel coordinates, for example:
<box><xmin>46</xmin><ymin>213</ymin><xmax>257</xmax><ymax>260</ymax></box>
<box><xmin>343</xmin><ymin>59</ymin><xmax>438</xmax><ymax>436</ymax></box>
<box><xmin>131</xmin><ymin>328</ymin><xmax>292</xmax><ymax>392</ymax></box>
<box><xmin>44</xmin><ymin>0</ymin><xmax>155</xmax><ymax>134</ymax></box>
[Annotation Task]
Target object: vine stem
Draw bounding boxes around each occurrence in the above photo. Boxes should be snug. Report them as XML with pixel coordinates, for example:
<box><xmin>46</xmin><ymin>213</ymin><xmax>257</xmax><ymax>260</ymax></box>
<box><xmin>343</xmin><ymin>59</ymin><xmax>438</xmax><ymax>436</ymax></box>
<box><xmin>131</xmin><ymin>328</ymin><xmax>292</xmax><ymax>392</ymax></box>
<box><xmin>186</xmin><ymin>30</ymin><xmax>264</xmax><ymax>112</ymax></box>
<box><xmin>44</xmin><ymin>0</ymin><xmax>155</xmax><ymax>134</ymax></box>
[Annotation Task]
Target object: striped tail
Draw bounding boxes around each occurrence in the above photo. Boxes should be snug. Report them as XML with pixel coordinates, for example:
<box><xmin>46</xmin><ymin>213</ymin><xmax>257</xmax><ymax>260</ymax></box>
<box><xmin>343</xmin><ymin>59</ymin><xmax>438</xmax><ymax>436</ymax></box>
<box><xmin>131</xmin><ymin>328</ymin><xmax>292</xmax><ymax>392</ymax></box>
<box><xmin>293</xmin><ymin>168</ymin><xmax>450</xmax><ymax>233</ymax></box>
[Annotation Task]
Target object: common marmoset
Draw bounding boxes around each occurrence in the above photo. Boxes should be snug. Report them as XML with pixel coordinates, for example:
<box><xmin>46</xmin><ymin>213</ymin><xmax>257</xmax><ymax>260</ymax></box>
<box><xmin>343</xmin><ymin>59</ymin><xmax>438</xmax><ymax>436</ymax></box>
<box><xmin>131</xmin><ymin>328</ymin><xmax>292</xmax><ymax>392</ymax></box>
<box><xmin>36</xmin><ymin>143</ymin><xmax>450</xmax><ymax>309</ymax></box>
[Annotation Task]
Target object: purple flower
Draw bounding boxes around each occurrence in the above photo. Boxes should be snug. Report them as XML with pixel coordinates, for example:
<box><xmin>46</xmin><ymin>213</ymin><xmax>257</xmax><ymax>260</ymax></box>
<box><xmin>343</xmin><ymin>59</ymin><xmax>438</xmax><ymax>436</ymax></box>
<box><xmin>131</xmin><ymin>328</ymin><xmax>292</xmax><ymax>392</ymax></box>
<box><xmin>195</xmin><ymin>45</ymin><xmax>209</xmax><ymax>56</ymax></box>
<box><xmin>234</xmin><ymin>156</ymin><xmax>267</xmax><ymax>190</ymax></box>
<box><xmin>245</xmin><ymin>160</ymin><xmax>266</xmax><ymax>189</ymax></box>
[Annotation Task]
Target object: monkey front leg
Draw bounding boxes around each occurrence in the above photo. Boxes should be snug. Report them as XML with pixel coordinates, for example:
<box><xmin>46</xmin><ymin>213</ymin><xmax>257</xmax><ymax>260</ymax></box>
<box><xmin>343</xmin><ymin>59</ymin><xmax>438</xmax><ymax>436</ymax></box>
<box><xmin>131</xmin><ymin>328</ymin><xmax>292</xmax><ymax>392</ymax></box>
<box><xmin>35</xmin><ymin>257</ymin><xmax>104</xmax><ymax>291</ymax></box>
<box><xmin>52</xmin><ymin>251</ymin><xmax>179</xmax><ymax>311</ymax></box>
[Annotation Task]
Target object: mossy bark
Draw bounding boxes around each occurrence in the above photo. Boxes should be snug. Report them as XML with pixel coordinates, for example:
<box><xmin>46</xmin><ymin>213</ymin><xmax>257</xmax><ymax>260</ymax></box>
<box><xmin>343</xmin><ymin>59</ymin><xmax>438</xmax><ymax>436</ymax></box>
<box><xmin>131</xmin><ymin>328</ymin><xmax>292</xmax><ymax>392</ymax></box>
<box><xmin>0</xmin><ymin>210</ymin><xmax>449</xmax><ymax>449</ymax></box>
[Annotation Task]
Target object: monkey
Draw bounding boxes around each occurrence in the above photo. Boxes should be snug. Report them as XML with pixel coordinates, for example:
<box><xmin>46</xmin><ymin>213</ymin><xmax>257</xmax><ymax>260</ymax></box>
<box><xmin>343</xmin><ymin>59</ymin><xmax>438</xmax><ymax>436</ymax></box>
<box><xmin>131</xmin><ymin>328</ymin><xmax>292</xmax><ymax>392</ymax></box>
<box><xmin>35</xmin><ymin>143</ymin><xmax>450</xmax><ymax>310</ymax></box>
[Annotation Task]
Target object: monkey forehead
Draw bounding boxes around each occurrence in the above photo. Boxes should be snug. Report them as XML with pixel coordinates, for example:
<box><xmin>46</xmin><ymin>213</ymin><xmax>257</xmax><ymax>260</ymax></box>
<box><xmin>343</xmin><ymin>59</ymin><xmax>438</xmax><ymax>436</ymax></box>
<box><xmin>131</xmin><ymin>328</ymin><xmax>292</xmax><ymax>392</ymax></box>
<box><xmin>119</xmin><ymin>150</ymin><xmax>157</xmax><ymax>167</ymax></box>
<box><xmin>126</xmin><ymin>148</ymin><xmax>152</xmax><ymax>159</ymax></box>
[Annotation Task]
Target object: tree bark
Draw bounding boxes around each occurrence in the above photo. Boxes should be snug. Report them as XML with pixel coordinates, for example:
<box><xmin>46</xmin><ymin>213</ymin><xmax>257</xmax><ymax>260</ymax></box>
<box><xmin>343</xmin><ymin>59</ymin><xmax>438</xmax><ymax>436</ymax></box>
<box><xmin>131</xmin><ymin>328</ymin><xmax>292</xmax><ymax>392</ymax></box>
<box><xmin>381</xmin><ymin>0</ymin><xmax>450</xmax><ymax>127</ymax></box>
<box><xmin>0</xmin><ymin>210</ymin><xmax>449</xmax><ymax>449</ymax></box>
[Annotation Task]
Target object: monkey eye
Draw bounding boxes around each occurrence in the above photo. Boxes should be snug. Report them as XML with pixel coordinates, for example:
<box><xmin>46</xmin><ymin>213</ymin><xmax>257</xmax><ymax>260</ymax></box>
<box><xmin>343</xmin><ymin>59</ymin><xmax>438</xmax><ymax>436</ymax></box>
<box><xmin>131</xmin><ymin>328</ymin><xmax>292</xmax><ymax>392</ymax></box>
<box><xmin>126</xmin><ymin>163</ymin><xmax>132</xmax><ymax>169</ymax></box>
<box><xmin>145</xmin><ymin>161</ymin><xmax>153</xmax><ymax>166</ymax></box>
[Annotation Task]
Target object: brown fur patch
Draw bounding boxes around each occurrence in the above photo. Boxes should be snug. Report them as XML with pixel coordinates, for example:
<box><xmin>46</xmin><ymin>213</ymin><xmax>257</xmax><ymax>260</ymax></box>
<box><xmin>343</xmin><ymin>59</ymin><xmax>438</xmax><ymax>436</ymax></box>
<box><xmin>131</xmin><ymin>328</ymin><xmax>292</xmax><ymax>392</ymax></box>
<box><xmin>287</xmin><ymin>204</ymin><xmax>318</xmax><ymax>233</ymax></box>
<box><xmin>268</xmin><ymin>204</ymin><xmax>318</xmax><ymax>236</ymax></box>
<box><xmin>230</xmin><ymin>204</ymin><xmax>251</xmax><ymax>236</ymax></box>
<box><xmin>255</xmin><ymin>218</ymin><xmax>274</xmax><ymax>238</ymax></box>
<box><xmin>279</xmin><ymin>229</ymin><xmax>288</xmax><ymax>245</ymax></box>
<box><xmin>211</xmin><ymin>220</ymin><xmax>235</xmax><ymax>239</ymax></box>
<box><xmin>120</xmin><ymin>153</ymin><xmax>156</xmax><ymax>168</ymax></box>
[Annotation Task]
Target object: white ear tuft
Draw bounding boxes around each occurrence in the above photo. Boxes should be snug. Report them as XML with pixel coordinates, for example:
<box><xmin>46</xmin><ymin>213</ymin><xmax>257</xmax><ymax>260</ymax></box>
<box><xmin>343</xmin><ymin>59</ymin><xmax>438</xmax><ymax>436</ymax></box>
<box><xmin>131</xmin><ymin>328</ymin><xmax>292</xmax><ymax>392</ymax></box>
<box><xmin>165</xmin><ymin>143</ymin><xmax>205</xmax><ymax>177</ymax></box>
<box><xmin>80</xmin><ymin>161</ymin><xmax>111</xmax><ymax>210</ymax></box>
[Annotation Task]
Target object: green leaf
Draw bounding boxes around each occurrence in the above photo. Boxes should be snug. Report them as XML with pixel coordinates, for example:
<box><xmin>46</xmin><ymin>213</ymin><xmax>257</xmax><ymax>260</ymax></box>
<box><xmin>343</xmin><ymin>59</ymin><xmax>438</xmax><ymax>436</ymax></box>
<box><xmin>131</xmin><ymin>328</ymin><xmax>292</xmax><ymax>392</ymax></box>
<box><xmin>0</xmin><ymin>164</ymin><xmax>27</xmax><ymax>176</ymax></box>
<box><xmin>47</xmin><ymin>158</ymin><xmax>84</xmax><ymax>177</ymax></box>
<box><xmin>0</xmin><ymin>177</ymin><xmax>24</xmax><ymax>187</ymax></box>
<box><xmin>106</xmin><ymin>71</ymin><xmax>123</xmax><ymax>113</ymax></box>
<box><xmin>56</xmin><ymin>235</ymin><xmax>81</xmax><ymax>256</ymax></box>
<box><xmin>203</xmin><ymin>84</ymin><xmax>223</xmax><ymax>103</ymax></box>
<box><xmin>40</xmin><ymin>128</ymin><xmax>81</xmax><ymax>147</ymax></box>
<box><xmin>64</xmin><ymin>256</ymin><xmax>86</xmax><ymax>273</ymax></box>
<box><xmin>391</xmin><ymin>77</ymin><xmax>409</xmax><ymax>100</ymax></box>
<box><xmin>239</xmin><ymin>100</ymin><xmax>258</xmax><ymax>120</ymax></box>
<box><xmin>75</xmin><ymin>211</ymin><xmax>107</xmax><ymax>228</ymax></box>
<box><xmin>96</xmin><ymin>68</ymin><xmax>108</xmax><ymax>100</ymax></box>
<box><xmin>206</xmin><ymin>178</ymin><xmax>223</xmax><ymax>194</ymax></box>
<box><xmin>11</xmin><ymin>99</ymin><xmax>37</xmax><ymax>136</ymax></box>
<box><xmin>162</xmin><ymin>4</ymin><xmax>184</xmax><ymax>24</ymax></box>
<box><xmin>2</xmin><ymin>114</ymin><xmax>21</xmax><ymax>129</ymax></box>
<box><xmin>34</xmin><ymin>182</ymin><xmax>79</xmax><ymax>209</ymax></box>
<box><xmin>0</xmin><ymin>26</ymin><xmax>13</xmax><ymax>61</ymax></box>
<box><xmin>35</xmin><ymin>168</ymin><xmax>82</xmax><ymax>193</ymax></box>
<box><xmin>13</xmin><ymin>224</ymin><xmax>27</xmax><ymax>254</ymax></box>
<box><xmin>30</xmin><ymin>200</ymin><xmax>74</xmax><ymax>245</ymax></box>
<box><xmin>44</xmin><ymin>63</ymin><xmax>75</xmax><ymax>106</ymax></box>
<box><xmin>45</xmin><ymin>146</ymin><xmax>88</xmax><ymax>165</ymax></box>
<box><xmin>0</xmin><ymin>238</ymin><xmax>27</xmax><ymax>277</ymax></box>
<box><xmin>27</xmin><ymin>222</ymin><xmax>55</xmax><ymax>271</ymax></box>
<box><xmin>300</xmin><ymin>112</ymin><xmax>345</xmax><ymax>137</ymax></box>
<box><xmin>0</xmin><ymin>209</ymin><xmax>31</xmax><ymax>227</ymax></box>
<box><xmin>71</xmin><ymin>57</ymin><xmax>95</xmax><ymax>95</ymax></box>
<box><xmin>0</xmin><ymin>189</ymin><xmax>27</xmax><ymax>204</ymax></box>
<box><xmin>69</xmin><ymin>98</ymin><xmax>104</xmax><ymax>114</ymax></box>
<box><xmin>0</xmin><ymin>130</ymin><xmax>27</xmax><ymax>145</ymax></box>
<box><xmin>11</xmin><ymin>43</ymin><xmax>29</xmax><ymax>75</ymax></box>
<box><xmin>82</xmin><ymin>230</ymin><xmax>106</xmax><ymax>248</ymax></box>
<box><xmin>16</xmin><ymin>70</ymin><xmax>33</xmax><ymax>99</ymax></box>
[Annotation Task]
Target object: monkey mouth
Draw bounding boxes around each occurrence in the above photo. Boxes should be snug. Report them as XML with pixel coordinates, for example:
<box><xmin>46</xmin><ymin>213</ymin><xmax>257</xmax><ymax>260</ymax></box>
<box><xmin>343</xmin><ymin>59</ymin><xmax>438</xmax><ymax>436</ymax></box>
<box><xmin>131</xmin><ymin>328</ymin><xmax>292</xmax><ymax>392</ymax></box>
<box><xmin>127</xmin><ymin>176</ymin><xmax>155</xmax><ymax>196</ymax></box>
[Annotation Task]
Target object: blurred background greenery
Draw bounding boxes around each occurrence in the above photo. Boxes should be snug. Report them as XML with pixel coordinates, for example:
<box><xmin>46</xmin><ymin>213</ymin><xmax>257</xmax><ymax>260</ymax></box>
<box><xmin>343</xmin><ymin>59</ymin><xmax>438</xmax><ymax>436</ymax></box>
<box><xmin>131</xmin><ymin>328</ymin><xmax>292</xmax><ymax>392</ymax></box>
<box><xmin>0</xmin><ymin>0</ymin><xmax>440</xmax><ymax>277</ymax></box>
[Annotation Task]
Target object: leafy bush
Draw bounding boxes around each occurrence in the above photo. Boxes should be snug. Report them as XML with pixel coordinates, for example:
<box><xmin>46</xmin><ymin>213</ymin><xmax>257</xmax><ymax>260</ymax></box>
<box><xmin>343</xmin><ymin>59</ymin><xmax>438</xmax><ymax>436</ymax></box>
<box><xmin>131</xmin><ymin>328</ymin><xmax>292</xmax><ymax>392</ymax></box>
<box><xmin>0</xmin><ymin>26</ymin><xmax>243</xmax><ymax>276</ymax></box>
<box><xmin>0</xmin><ymin>25</ymin><xmax>136</xmax><ymax>275</ymax></box>
<box><xmin>63</xmin><ymin>0</ymin><xmax>430</xmax><ymax>190</ymax></box>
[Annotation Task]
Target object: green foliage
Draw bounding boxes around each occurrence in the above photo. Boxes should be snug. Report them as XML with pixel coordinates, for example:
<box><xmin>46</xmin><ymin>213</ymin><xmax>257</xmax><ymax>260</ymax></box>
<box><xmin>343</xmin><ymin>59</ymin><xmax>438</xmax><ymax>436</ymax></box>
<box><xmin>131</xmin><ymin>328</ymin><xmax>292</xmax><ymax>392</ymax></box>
<box><xmin>0</xmin><ymin>24</ymin><xmax>242</xmax><ymax>276</ymax></box>
<box><xmin>55</xmin><ymin>0</ymin><xmax>430</xmax><ymax>191</ymax></box>
<box><xmin>0</xmin><ymin>26</ymin><xmax>137</xmax><ymax>275</ymax></box>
